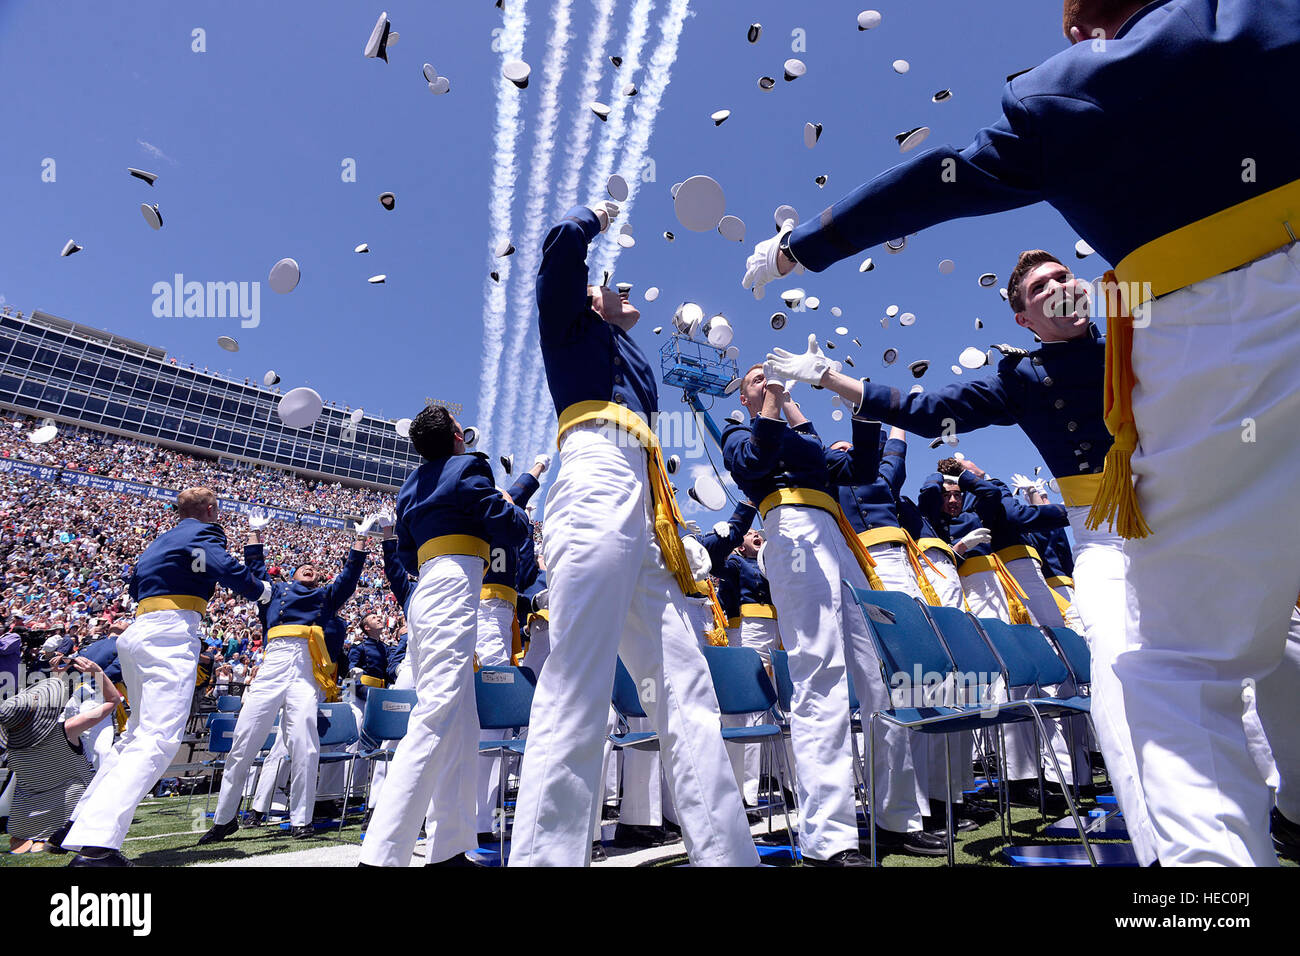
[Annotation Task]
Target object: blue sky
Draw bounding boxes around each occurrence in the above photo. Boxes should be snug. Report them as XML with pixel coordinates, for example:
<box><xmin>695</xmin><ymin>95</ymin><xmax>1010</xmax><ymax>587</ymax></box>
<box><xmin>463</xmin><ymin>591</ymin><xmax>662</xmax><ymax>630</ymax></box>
<box><xmin>0</xmin><ymin>0</ymin><xmax>1103</xmax><ymax>517</ymax></box>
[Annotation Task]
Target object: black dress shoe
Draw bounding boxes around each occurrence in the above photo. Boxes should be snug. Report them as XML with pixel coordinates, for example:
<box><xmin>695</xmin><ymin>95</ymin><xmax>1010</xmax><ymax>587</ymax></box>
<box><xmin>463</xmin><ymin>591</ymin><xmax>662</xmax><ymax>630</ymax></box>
<box><xmin>244</xmin><ymin>810</ymin><xmax>266</xmax><ymax>827</ymax></box>
<box><xmin>924</xmin><ymin>813</ymin><xmax>976</xmax><ymax>833</ymax></box>
<box><xmin>44</xmin><ymin>820</ymin><xmax>73</xmax><ymax>853</ymax></box>
<box><xmin>600</xmin><ymin>805</ymin><xmax>620</xmax><ymax>823</ymax></box>
<box><xmin>611</xmin><ymin>822</ymin><xmax>669</xmax><ymax>848</ymax></box>
<box><xmin>197</xmin><ymin>818</ymin><xmax>239</xmax><ymax>846</ymax></box>
<box><xmin>591</xmin><ymin>842</ymin><xmax>608</xmax><ymax>862</ymax></box>
<box><xmin>291</xmin><ymin>824</ymin><xmax>315</xmax><ymax>839</ymax></box>
<box><xmin>1006</xmin><ymin>781</ymin><xmax>1068</xmax><ymax>814</ymax></box>
<box><xmin>427</xmin><ymin>852</ymin><xmax>479</xmax><ymax>867</ymax></box>
<box><xmin>746</xmin><ymin>810</ymin><xmax>765</xmax><ymax>825</ymax></box>
<box><xmin>1272</xmin><ymin>807</ymin><xmax>1300</xmax><ymax>861</ymax></box>
<box><xmin>803</xmin><ymin>848</ymin><xmax>870</xmax><ymax>867</ymax></box>
<box><xmin>871</xmin><ymin>828</ymin><xmax>949</xmax><ymax>857</ymax></box>
<box><xmin>69</xmin><ymin>848</ymin><xmax>134</xmax><ymax>867</ymax></box>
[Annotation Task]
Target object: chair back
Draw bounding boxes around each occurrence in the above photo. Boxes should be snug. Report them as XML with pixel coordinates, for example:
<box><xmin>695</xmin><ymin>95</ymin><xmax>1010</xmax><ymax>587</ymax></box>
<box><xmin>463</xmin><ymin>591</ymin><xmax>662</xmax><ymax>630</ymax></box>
<box><xmin>207</xmin><ymin>716</ymin><xmax>237</xmax><ymax>754</ymax></box>
<box><xmin>612</xmin><ymin>658</ymin><xmax>648</xmax><ymax>720</ymax></box>
<box><xmin>976</xmin><ymin>619</ymin><xmax>1040</xmax><ymax>689</ymax></box>
<box><xmin>361</xmin><ymin>688</ymin><xmax>418</xmax><ymax>743</ymax></box>
<box><xmin>475</xmin><ymin>666</ymin><xmax>538</xmax><ymax>731</ymax></box>
<box><xmin>1011</xmin><ymin>624</ymin><xmax>1072</xmax><ymax>687</ymax></box>
<box><xmin>701</xmin><ymin>646</ymin><xmax>778</xmax><ymax>716</ymax></box>
<box><xmin>316</xmin><ymin>701</ymin><xmax>359</xmax><ymax>747</ymax></box>
<box><xmin>845</xmin><ymin>586</ymin><xmax>954</xmax><ymax>698</ymax></box>
<box><xmin>770</xmin><ymin>649</ymin><xmax>794</xmax><ymax>713</ymax></box>
<box><xmin>216</xmin><ymin>695</ymin><xmax>241</xmax><ymax>713</ymax></box>
<box><xmin>1045</xmin><ymin>627</ymin><xmax>1091</xmax><ymax>685</ymax></box>
<box><xmin>926</xmin><ymin>605</ymin><xmax>1005</xmax><ymax>707</ymax></box>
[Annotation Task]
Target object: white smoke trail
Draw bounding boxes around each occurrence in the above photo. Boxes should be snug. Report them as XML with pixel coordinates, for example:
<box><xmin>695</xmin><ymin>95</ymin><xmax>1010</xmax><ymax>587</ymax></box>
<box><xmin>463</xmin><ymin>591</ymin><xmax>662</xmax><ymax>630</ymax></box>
<box><xmin>475</xmin><ymin>1</ymin><xmax>530</xmax><ymax>461</ymax></box>
<box><xmin>488</xmin><ymin>0</ymin><xmax>577</xmax><ymax>457</ymax></box>
<box><xmin>513</xmin><ymin>0</ymin><xmax>627</xmax><ymax>459</ymax></box>
<box><xmin>522</xmin><ymin>0</ymin><xmax>692</xmax><ymax>463</ymax></box>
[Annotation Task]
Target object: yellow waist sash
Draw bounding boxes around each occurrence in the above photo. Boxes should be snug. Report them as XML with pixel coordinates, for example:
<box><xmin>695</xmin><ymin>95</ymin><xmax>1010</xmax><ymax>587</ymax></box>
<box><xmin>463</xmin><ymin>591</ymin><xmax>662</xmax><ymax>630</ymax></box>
<box><xmin>916</xmin><ymin>537</ymin><xmax>958</xmax><ymax>561</ymax></box>
<box><xmin>995</xmin><ymin>545</ymin><xmax>1041</xmax><ymax>566</ymax></box>
<box><xmin>857</xmin><ymin>526</ymin><xmax>908</xmax><ymax>549</ymax></box>
<box><xmin>480</xmin><ymin>583</ymin><xmax>518</xmax><ymax>605</ymax></box>
<box><xmin>758</xmin><ymin>488</ymin><xmax>884</xmax><ymax>591</ymax></box>
<box><xmin>135</xmin><ymin>595</ymin><xmax>208</xmax><ymax>616</ymax></box>
<box><xmin>267</xmin><ymin>624</ymin><xmax>340</xmax><ymax>702</ymax></box>
<box><xmin>957</xmin><ymin>554</ymin><xmax>1033</xmax><ymax>625</ymax></box>
<box><xmin>740</xmin><ymin>603</ymin><xmax>777</xmax><ymax>620</ymax></box>
<box><xmin>1055</xmin><ymin>473</ymin><xmax>1103</xmax><ymax>508</ymax></box>
<box><xmin>726</xmin><ymin>616</ymin><xmax>742</xmax><ymax>630</ymax></box>
<box><xmin>359</xmin><ymin>674</ymin><xmax>387</xmax><ymax>689</ymax></box>
<box><xmin>418</xmin><ymin>535</ymin><xmax>490</xmax><ymax>567</ymax></box>
<box><xmin>113</xmin><ymin>681</ymin><xmax>129</xmax><ymax>734</ymax></box>
<box><xmin>1094</xmin><ymin>178</ymin><xmax>1300</xmax><ymax>540</ymax></box>
<box><xmin>557</xmin><ymin>401</ymin><xmax>697</xmax><ymax>598</ymax></box>
<box><xmin>1045</xmin><ymin>575</ymin><xmax>1075</xmax><ymax>589</ymax></box>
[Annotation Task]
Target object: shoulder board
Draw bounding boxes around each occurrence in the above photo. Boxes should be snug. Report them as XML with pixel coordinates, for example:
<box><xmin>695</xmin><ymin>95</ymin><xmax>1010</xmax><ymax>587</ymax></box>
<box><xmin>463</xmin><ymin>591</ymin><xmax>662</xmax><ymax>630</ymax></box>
<box><xmin>990</xmin><ymin>343</ymin><xmax>1029</xmax><ymax>359</ymax></box>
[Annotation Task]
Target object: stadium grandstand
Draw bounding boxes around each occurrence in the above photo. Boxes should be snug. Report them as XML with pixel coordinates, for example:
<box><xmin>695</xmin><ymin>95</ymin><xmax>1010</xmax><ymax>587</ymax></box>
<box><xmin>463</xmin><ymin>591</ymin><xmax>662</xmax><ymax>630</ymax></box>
<box><xmin>0</xmin><ymin>305</ymin><xmax>457</xmax><ymax>491</ymax></box>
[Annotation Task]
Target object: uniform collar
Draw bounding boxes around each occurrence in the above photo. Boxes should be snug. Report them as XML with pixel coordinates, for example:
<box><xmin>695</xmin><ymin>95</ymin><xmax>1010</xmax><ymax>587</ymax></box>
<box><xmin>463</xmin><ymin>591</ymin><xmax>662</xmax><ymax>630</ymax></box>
<box><xmin>1037</xmin><ymin>322</ymin><xmax>1101</xmax><ymax>349</ymax></box>
<box><xmin>1115</xmin><ymin>1</ymin><xmax>1172</xmax><ymax>40</ymax></box>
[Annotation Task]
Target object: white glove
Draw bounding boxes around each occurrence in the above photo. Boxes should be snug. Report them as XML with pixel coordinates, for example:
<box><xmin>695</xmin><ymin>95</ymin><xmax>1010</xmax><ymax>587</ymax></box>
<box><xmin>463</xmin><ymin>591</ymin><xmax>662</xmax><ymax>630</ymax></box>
<box><xmin>954</xmin><ymin>528</ymin><xmax>992</xmax><ymax>553</ymax></box>
<box><xmin>376</xmin><ymin>509</ymin><xmax>396</xmax><ymax>530</ymax></box>
<box><xmin>681</xmin><ymin>519</ymin><xmax>702</xmax><ymax>535</ymax></box>
<box><xmin>356</xmin><ymin>514</ymin><xmax>381</xmax><ymax>536</ymax></box>
<box><xmin>534</xmin><ymin>453</ymin><xmax>552</xmax><ymax>473</ymax></box>
<box><xmin>680</xmin><ymin>534</ymin><xmax>712</xmax><ymax>581</ymax></box>
<box><xmin>1009</xmin><ymin>473</ymin><xmax>1037</xmax><ymax>495</ymax></box>
<box><xmin>742</xmin><ymin>219</ymin><xmax>803</xmax><ymax>301</ymax></box>
<box><xmin>711</xmin><ymin>520</ymin><xmax>731</xmax><ymax>538</ymax></box>
<box><xmin>765</xmin><ymin>334</ymin><xmax>837</xmax><ymax>387</ymax></box>
<box><xmin>761</xmin><ymin>361</ymin><xmax>796</xmax><ymax>396</ymax></box>
<box><xmin>258</xmin><ymin>581</ymin><xmax>272</xmax><ymax>606</ymax></box>
<box><xmin>593</xmin><ymin>201</ymin><xmax>621</xmax><ymax>233</ymax></box>
<box><xmin>756</xmin><ymin>541</ymin><xmax>769</xmax><ymax>579</ymax></box>
<box><xmin>247</xmin><ymin>508</ymin><xmax>271</xmax><ymax>531</ymax></box>
<box><xmin>1033</xmin><ymin>479</ymin><xmax>1049</xmax><ymax>497</ymax></box>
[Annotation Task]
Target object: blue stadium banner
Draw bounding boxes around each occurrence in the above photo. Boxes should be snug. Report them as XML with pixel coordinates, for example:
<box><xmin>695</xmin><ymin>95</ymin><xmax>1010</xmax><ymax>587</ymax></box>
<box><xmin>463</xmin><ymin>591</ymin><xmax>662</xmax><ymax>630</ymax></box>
<box><xmin>0</xmin><ymin>457</ymin><xmax>347</xmax><ymax>529</ymax></box>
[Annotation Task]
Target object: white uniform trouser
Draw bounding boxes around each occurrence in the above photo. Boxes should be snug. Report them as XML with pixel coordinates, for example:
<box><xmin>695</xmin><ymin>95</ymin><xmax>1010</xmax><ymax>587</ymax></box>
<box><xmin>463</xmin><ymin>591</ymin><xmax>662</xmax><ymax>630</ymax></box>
<box><xmin>476</xmin><ymin>597</ymin><xmax>516</xmax><ymax>833</ymax></box>
<box><xmin>1065</xmin><ymin>508</ymin><xmax>1158</xmax><ymax>865</ymax></box>
<box><xmin>923</xmin><ymin>549</ymin><xmax>966</xmax><ymax>611</ymax></box>
<box><xmin>1119</xmin><ymin>241</ymin><xmax>1300</xmax><ymax>865</ymax></box>
<box><xmin>521</xmin><ymin>619</ymin><xmax>550</xmax><ymax>675</ymax></box>
<box><xmin>65</xmin><ymin>610</ymin><xmax>200</xmax><ymax>850</ymax></box>
<box><xmin>1004</xmin><ymin>555</ymin><xmax>1089</xmax><ymax>788</ymax></box>
<box><xmin>765</xmin><ymin>506</ymin><xmax>925</xmax><ymax>857</ymax></box>
<box><xmin>869</xmin><ymin>541</ymin><xmax>967</xmax><ymax>808</ymax></box>
<box><xmin>213</xmin><ymin>638</ymin><xmax>320</xmax><ymax>828</ymax></box>
<box><xmin>251</xmin><ymin>727</ymin><xmax>290</xmax><ymax>814</ymax></box>
<box><xmin>620</xmin><ymin>715</ymin><xmax>677</xmax><ymax>827</ymax></box>
<box><xmin>508</xmin><ymin>423</ymin><xmax>757</xmax><ymax>867</ymax></box>
<box><xmin>365</xmin><ymin>657</ymin><xmax>413</xmax><ymax>816</ymax></box>
<box><xmin>727</xmin><ymin>616</ymin><xmax>782</xmax><ymax>806</ymax></box>
<box><xmin>1256</xmin><ymin>608</ymin><xmax>1300</xmax><ymax>823</ymax></box>
<box><xmin>64</xmin><ymin>691</ymin><xmax>116</xmax><ymax>772</ymax></box>
<box><xmin>360</xmin><ymin>554</ymin><xmax>481</xmax><ymax>866</ymax></box>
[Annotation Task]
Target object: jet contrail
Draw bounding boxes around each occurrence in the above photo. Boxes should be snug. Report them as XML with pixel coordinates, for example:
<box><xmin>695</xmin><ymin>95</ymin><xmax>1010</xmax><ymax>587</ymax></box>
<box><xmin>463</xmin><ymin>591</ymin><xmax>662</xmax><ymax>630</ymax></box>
<box><xmin>504</xmin><ymin>0</ymin><xmax>619</xmax><ymax>455</ymax></box>
<box><xmin>592</xmin><ymin>0</ymin><xmax>691</xmax><ymax>282</ymax></box>
<box><xmin>475</xmin><ymin>1</ymin><xmax>530</xmax><ymax>461</ymax></box>
<box><xmin>489</xmin><ymin>0</ymin><xmax>577</xmax><ymax>458</ymax></box>
<box><xmin>523</xmin><ymin>0</ymin><xmax>693</xmax><ymax>464</ymax></box>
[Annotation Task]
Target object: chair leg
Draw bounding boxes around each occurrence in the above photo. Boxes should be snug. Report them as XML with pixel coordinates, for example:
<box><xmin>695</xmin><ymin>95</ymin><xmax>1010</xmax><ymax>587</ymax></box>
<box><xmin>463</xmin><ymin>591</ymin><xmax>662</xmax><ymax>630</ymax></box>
<box><xmin>498</xmin><ymin>746</ymin><xmax>509</xmax><ymax>866</ymax></box>
<box><xmin>996</xmin><ymin>726</ymin><xmax>1010</xmax><ymax>845</ymax></box>
<box><xmin>944</xmin><ymin>734</ymin><xmax>955</xmax><ymax>867</ymax></box>
<box><xmin>1028</xmin><ymin>706</ymin><xmax>1096</xmax><ymax>866</ymax></box>
<box><xmin>867</xmin><ymin>714</ymin><xmax>878</xmax><ymax>867</ymax></box>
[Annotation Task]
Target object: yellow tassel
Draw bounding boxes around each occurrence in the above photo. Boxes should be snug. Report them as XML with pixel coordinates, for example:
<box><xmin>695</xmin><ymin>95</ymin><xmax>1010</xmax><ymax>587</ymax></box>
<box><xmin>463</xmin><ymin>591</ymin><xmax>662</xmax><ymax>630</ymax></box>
<box><xmin>1086</xmin><ymin>271</ymin><xmax>1152</xmax><ymax>540</ymax></box>
<box><xmin>904</xmin><ymin>532</ymin><xmax>945</xmax><ymax>607</ymax></box>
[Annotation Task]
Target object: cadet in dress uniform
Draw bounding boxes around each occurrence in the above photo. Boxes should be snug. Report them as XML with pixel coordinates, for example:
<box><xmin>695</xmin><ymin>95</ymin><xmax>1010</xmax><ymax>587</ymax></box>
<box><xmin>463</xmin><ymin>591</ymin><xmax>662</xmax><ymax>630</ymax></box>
<box><xmin>65</xmin><ymin>488</ymin><xmax>271</xmax><ymax>867</ymax></box>
<box><xmin>199</xmin><ymin>529</ymin><xmax>367</xmax><ymax>843</ymax></box>
<box><xmin>58</xmin><ymin>635</ymin><xmax>123</xmax><ymax>771</ymax></box>
<box><xmin>508</xmin><ymin>205</ymin><xmax>757</xmax><ymax>868</ymax></box>
<box><xmin>723</xmin><ymin>365</ymin><xmax>942</xmax><ymax>863</ymax></box>
<box><xmin>359</xmin><ymin>405</ymin><xmax>531</xmax><ymax>868</ymax></box>
<box><xmin>749</xmin><ymin>0</ymin><xmax>1300</xmax><ymax>867</ymax></box>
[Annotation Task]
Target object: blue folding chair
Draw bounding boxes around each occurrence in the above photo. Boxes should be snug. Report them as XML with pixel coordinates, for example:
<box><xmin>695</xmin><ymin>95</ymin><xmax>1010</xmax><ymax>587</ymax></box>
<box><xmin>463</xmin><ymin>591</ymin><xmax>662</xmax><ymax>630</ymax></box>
<box><xmin>215</xmin><ymin>695</ymin><xmax>242</xmax><ymax>714</ymax></box>
<box><xmin>316</xmin><ymin>702</ymin><xmax>360</xmax><ymax>835</ymax></box>
<box><xmin>194</xmin><ymin>715</ymin><xmax>237</xmax><ymax>820</ymax></box>
<box><xmin>354</xmin><ymin>688</ymin><xmax>418</xmax><ymax>805</ymax></box>
<box><xmin>476</xmin><ymin>665</ymin><xmax>537</xmax><ymax>864</ymax></box>
<box><xmin>609</xmin><ymin>658</ymin><xmax>660</xmax><ymax>752</ymax></box>
<box><xmin>242</xmin><ymin>713</ymin><xmax>282</xmax><ymax>820</ymax></box>
<box><xmin>701</xmin><ymin>645</ymin><xmax>797</xmax><ymax>855</ymax></box>
<box><xmin>846</xmin><ymin>586</ymin><xmax>1098</xmax><ymax>866</ymax></box>
<box><xmin>768</xmin><ymin>649</ymin><xmax>800</xmax><ymax>808</ymax></box>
